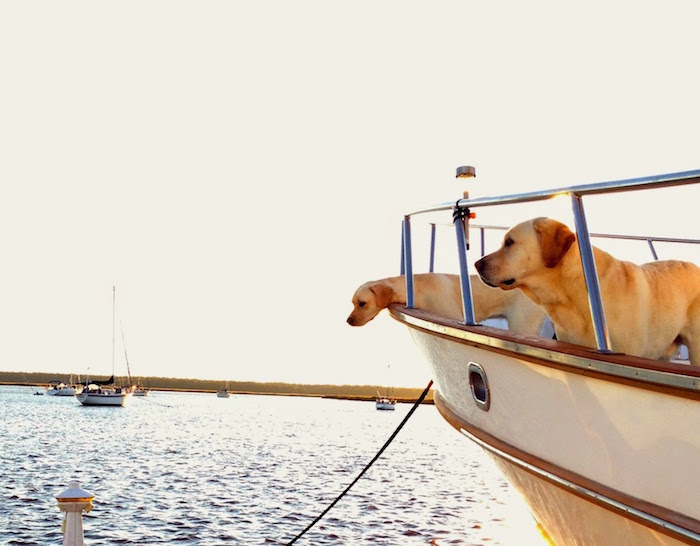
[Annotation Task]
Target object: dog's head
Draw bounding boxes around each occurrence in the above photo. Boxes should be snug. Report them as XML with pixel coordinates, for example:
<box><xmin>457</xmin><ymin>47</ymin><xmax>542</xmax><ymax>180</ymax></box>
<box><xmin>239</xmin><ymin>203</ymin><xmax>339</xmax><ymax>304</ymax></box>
<box><xmin>474</xmin><ymin>217</ymin><xmax>576</xmax><ymax>290</ymax></box>
<box><xmin>346</xmin><ymin>281</ymin><xmax>394</xmax><ymax>326</ymax></box>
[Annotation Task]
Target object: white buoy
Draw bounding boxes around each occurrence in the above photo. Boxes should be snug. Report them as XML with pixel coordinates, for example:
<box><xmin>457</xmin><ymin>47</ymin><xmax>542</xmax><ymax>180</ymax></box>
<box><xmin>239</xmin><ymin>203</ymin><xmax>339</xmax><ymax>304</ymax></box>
<box><xmin>56</xmin><ymin>482</ymin><xmax>94</xmax><ymax>546</ymax></box>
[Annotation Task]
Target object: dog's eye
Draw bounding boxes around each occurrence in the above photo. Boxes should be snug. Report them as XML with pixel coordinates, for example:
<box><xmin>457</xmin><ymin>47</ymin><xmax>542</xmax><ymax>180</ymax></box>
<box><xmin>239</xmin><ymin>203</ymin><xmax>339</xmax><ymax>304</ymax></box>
<box><xmin>358</xmin><ymin>301</ymin><xmax>366</xmax><ymax>308</ymax></box>
<box><xmin>504</xmin><ymin>238</ymin><xmax>514</xmax><ymax>247</ymax></box>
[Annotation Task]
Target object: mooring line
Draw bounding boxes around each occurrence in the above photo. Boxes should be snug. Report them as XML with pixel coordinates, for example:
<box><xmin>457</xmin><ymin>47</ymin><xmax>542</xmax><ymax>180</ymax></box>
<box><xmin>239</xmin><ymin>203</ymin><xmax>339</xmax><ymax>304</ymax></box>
<box><xmin>133</xmin><ymin>394</ymin><xmax>173</xmax><ymax>408</ymax></box>
<box><xmin>285</xmin><ymin>379</ymin><xmax>434</xmax><ymax>545</ymax></box>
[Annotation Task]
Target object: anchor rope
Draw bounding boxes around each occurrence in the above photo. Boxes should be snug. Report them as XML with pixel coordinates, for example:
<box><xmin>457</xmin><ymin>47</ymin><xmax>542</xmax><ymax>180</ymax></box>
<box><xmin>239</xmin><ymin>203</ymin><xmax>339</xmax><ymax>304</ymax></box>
<box><xmin>285</xmin><ymin>379</ymin><xmax>434</xmax><ymax>545</ymax></box>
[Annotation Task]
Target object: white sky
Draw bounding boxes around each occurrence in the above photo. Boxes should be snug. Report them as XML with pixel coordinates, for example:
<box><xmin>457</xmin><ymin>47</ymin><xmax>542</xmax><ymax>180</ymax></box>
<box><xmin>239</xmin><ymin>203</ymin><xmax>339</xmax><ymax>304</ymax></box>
<box><xmin>1</xmin><ymin>1</ymin><xmax>699</xmax><ymax>387</ymax></box>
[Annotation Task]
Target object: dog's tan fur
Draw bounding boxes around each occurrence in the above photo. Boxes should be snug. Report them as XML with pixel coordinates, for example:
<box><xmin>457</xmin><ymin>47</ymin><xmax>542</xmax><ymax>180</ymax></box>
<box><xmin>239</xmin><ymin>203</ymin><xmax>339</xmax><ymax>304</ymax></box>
<box><xmin>346</xmin><ymin>273</ymin><xmax>547</xmax><ymax>336</ymax></box>
<box><xmin>475</xmin><ymin>217</ymin><xmax>700</xmax><ymax>365</ymax></box>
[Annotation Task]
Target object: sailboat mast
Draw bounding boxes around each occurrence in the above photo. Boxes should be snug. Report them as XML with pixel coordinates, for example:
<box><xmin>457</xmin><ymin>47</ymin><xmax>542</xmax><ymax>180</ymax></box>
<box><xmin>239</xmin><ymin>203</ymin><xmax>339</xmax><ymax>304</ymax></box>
<box><xmin>121</xmin><ymin>324</ymin><xmax>133</xmax><ymax>387</ymax></box>
<box><xmin>112</xmin><ymin>285</ymin><xmax>116</xmax><ymax>378</ymax></box>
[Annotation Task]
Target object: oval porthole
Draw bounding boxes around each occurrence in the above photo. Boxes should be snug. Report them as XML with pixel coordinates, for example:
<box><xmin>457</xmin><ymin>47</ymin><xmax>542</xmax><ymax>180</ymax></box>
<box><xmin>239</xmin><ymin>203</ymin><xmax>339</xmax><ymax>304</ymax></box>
<box><xmin>468</xmin><ymin>362</ymin><xmax>490</xmax><ymax>411</ymax></box>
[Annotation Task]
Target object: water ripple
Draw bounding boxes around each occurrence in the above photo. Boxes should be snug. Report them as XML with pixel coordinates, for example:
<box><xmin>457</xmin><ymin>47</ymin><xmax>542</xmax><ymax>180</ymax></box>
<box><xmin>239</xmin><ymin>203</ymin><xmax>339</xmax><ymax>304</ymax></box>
<box><xmin>1</xmin><ymin>386</ymin><xmax>547</xmax><ymax>545</ymax></box>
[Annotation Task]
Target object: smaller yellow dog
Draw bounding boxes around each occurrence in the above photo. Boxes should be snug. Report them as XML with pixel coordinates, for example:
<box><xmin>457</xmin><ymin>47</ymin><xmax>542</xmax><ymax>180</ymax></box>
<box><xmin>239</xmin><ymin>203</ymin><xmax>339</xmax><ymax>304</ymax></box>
<box><xmin>347</xmin><ymin>273</ymin><xmax>548</xmax><ymax>336</ymax></box>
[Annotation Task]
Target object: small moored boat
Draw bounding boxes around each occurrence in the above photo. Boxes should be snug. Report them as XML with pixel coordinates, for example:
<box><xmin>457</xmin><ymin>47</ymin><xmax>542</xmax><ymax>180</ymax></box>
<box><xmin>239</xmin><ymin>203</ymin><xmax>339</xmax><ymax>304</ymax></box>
<box><xmin>375</xmin><ymin>387</ymin><xmax>396</xmax><ymax>410</ymax></box>
<box><xmin>375</xmin><ymin>397</ymin><xmax>396</xmax><ymax>410</ymax></box>
<box><xmin>217</xmin><ymin>381</ymin><xmax>231</xmax><ymax>398</ymax></box>
<box><xmin>132</xmin><ymin>386</ymin><xmax>150</xmax><ymax>397</ymax></box>
<box><xmin>46</xmin><ymin>376</ymin><xmax>83</xmax><ymax>397</ymax></box>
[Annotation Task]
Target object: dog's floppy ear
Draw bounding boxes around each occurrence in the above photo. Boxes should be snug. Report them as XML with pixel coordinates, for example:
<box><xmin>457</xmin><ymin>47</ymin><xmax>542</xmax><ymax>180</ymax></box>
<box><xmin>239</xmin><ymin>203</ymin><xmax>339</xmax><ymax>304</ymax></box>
<box><xmin>534</xmin><ymin>218</ymin><xmax>576</xmax><ymax>268</ymax></box>
<box><xmin>370</xmin><ymin>284</ymin><xmax>394</xmax><ymax>309</ymax></box>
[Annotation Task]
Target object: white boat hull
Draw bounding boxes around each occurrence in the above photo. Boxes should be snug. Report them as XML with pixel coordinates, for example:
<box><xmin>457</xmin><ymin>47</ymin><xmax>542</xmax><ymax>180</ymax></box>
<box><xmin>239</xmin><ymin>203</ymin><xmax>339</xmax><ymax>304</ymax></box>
<box><xmin>76</xmin><ymin>390</ymin><xmax>132</xmax><ymax>407</ymax></box>
<box><xmin>46</xmin><ymin>385</ymin><xmax>82</xmax><ymax>396</ymax></box>
<box><xmin>485</xmin><ymin>446</ymin><xmax>691</xmax><ymax>546</ymax></box>
<box><xmin>391</xmin><ymin>306</ymin><xmax>700</xmax><ymax>545</ymax></box>
<box><xmin>375</xmin><ymin>399</ymin><xmax>396</xmax><ymax>410</ymax></box>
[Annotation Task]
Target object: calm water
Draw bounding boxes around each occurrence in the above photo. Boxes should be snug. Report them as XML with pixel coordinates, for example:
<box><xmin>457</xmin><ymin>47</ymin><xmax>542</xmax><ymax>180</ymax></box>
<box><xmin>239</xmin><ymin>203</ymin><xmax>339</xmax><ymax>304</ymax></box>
<box><xmin>0</xmin><ymin>386</ymin><xmax>547</xmax><ymax>545</ymax></box>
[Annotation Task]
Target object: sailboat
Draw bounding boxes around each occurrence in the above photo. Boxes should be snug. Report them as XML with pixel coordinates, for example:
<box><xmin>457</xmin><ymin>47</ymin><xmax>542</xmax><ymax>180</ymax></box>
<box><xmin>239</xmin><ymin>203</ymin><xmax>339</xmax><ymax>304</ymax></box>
<box><xmin>375</xmin><ymin>365</ymin><xmax>396</xmax><ymax>410</ymax></box>
<box><xmin>217</xmin><ymin>381</ymin><xmax>231</xmax><ymax>398</ymax></box>
<box><xmin>118</xmin><ymin>326</ymin><xmax>152</xmax><ymax>396</ymax></box>
<box><xmin>76</xmin><ymin>286</ymin><xmax>133</xmax><ymax>407</ymax></box>
<box><xmin>132</xmin><ymin>382</ymin><xmax>150</xmax><ymax>397</ymax></box>
<box><xmin>375</xmin><ymin>387</ymin><xmax>396</xmax><ymax>410</ymax></box>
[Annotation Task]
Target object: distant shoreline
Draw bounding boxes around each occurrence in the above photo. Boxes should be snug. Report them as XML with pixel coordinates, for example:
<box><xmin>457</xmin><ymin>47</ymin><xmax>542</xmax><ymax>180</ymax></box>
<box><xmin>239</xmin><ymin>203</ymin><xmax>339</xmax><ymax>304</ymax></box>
<box><xmin>0</xmin><ymin>371</ymin><xmax>435</xmax><ymax>405</ymax></box>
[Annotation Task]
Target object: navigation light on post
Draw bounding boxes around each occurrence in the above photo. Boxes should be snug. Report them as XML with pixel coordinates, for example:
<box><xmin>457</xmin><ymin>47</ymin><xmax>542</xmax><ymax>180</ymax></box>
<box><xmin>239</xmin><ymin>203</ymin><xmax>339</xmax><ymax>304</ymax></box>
<box><xmin>56</xmin><ymin>481</ymin><xmax>94</xmax><ymax>546</ymax></box>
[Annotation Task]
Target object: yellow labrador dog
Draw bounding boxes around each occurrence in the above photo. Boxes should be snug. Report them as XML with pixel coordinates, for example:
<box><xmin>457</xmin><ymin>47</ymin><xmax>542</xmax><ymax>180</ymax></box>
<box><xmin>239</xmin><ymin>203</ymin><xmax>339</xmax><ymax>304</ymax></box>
<box><xmin>346</xmin><ymin>272</ymin><xmax>548</xmax><ymax>336</ymax></box>
<box><xmin>474</xmin><ymin>217</ymin><xmax>700</xmax><ymax>365</ymax></box>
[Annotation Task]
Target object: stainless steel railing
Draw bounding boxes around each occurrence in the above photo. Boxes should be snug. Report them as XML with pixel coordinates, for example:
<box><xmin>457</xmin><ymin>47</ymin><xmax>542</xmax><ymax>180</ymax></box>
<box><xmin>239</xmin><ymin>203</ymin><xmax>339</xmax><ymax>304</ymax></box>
<box><xmin>400</xmin><ymin>168</ymin><xmax>700</xmax><ymax>353</ymax></box>
<box><xmin>410</xmin><ymin>223</ymin><xmax>700</xmax><ymax>270</ymax></box>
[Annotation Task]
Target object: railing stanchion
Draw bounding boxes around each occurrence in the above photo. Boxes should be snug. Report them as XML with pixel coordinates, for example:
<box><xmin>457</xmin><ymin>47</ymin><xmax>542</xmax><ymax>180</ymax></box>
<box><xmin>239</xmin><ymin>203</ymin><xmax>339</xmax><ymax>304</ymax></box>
<box><xmin>454</xmin><ymin>210</ymin><xmax>476</xmax><ymax>325</ymax></box>
<box><xmin>400</xmin><ymin>224</ymin><xmax>405</xmax><ymax>275</ymax></box>
<box><xmin>647</xmin><ymin>239</ymin><xmax>659</xmax><ymax>261</ymax></box>
<box><xmin>570</xmin><ymin>194</ymin><xmax>612</xmax><ymax>352</ymax></box>
<box><xmin>429</xmin><ymin>224</ymin><xmax>436</xmax><ymax>273</ymax></box>
<box><xmin>402</xmin><ymin>216</ymin><xmax>415</xmax><ymax>309</ymax></box>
